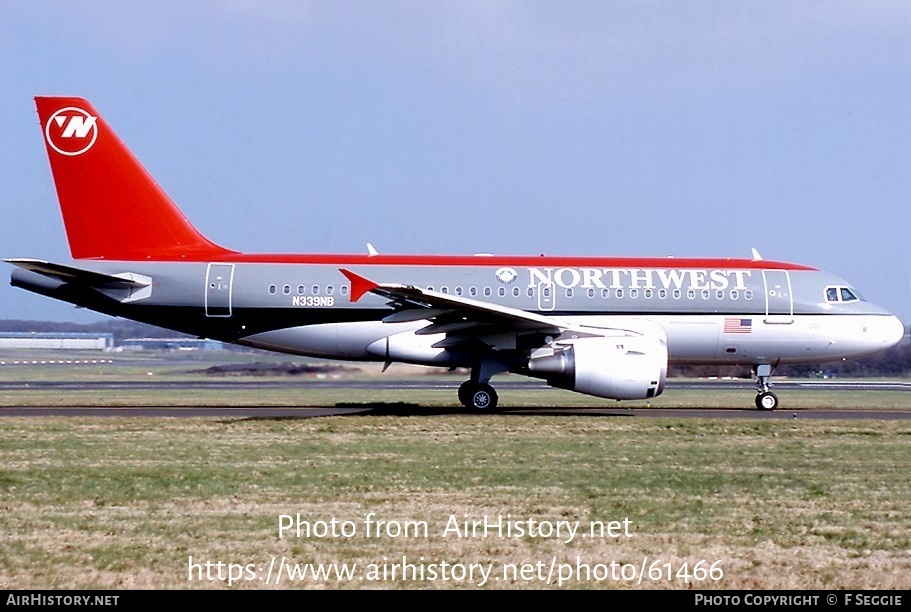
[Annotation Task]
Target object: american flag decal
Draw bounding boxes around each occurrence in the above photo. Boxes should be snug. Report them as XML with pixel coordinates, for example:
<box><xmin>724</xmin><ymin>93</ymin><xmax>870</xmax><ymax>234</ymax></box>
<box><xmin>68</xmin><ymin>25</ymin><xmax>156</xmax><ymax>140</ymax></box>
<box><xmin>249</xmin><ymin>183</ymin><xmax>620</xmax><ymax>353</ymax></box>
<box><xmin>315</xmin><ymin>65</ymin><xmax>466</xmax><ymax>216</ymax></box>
<box><xmin>724</xmin><ymin>318</ymin><xmax>752</xmax><ymax>334</ymax></box>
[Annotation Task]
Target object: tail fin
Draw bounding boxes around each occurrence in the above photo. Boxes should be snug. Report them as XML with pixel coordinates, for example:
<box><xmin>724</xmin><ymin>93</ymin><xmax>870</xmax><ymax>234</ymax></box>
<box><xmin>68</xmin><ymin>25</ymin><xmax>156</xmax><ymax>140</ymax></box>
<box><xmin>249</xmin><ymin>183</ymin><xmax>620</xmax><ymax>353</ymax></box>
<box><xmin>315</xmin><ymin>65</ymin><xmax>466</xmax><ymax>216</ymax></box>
<box><xmin>34</xmin><ymin>96</ymin><xmax>237</xmax><ymax>260</ymax></box>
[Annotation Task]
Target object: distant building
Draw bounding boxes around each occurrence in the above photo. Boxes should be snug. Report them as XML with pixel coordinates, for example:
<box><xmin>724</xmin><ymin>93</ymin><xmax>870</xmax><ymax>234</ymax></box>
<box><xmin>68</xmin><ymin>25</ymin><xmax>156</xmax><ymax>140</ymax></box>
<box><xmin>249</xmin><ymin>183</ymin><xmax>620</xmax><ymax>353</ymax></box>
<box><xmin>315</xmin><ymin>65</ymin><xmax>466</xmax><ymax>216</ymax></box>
<box><xmin>120</xmin><ymin>338</ymin><xmax>224</xmax><ymax>351</ymax></box>
<box><xmin>0</xmin><ymin>332</ymin><xmax>114</xmax><ymax>350</ymax></box>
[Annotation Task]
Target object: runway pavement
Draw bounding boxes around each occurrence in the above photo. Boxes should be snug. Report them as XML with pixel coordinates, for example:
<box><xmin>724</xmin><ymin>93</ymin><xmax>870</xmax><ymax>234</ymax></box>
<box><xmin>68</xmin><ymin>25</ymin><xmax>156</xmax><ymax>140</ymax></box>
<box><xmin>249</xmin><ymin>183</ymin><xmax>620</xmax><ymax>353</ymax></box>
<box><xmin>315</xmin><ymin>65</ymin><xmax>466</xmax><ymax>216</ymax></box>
<box><xmin>0</xmin><ymin>379</ymin><xmax>908</xmax><ymax>420</ymax></box>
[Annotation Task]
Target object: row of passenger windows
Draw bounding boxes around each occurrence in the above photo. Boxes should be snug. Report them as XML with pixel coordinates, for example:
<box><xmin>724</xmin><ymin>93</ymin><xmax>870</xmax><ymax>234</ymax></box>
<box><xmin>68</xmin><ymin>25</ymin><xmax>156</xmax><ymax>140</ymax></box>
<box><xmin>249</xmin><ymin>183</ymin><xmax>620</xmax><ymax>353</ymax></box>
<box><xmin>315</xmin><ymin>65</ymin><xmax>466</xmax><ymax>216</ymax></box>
<box><xmin>268</xmin><ymin>283</ymin><xmax>755</xmax><ymax>301</ymax></box>
<box><xmin>425</xmin><ymin>286</ymin><xmax>756</xmax><ymax>301</ymax></box>
<box><xmin>269</xmin><ymin>284</ymin><xmax>350</xmax><ymax>296</ymax></box>
<box><xmin>268</xmin><ymin>282</ymin><xmax>861</xmax><ymax>305</ymax></box>
<box><xmin>268</xmin><ymin>282</ymin><xmax>866</xmax><ymax>308</ymax></box>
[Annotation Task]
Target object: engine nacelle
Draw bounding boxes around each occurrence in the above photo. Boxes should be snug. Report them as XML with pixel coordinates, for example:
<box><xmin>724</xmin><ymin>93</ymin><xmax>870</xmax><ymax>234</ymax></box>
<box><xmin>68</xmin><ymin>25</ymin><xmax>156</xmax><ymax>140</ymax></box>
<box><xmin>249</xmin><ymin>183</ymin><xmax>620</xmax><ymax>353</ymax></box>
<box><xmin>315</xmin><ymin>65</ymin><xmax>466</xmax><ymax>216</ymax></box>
<box><xmin>527</xmin><ymin>333</ymin><xmax>667</xmax><ymax>400</ymax></box>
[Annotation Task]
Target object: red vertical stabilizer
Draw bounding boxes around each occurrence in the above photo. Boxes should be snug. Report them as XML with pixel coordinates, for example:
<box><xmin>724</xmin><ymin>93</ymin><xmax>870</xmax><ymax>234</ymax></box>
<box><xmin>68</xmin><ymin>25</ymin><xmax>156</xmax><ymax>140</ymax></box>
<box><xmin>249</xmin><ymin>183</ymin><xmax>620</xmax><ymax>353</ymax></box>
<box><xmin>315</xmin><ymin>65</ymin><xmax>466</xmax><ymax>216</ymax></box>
<box><xmin>34</xmin><ymin>96</ymin><xmax>237</xmax><ymax>261</ymax></box>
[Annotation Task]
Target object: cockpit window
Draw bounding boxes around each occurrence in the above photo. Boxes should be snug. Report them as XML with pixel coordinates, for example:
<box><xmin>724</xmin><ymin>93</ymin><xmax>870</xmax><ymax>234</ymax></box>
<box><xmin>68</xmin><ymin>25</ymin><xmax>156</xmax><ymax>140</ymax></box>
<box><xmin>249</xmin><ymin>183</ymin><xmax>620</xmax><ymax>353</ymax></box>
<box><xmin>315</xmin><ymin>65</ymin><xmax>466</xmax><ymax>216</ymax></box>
<box><xmin>825</xmin><ymin>286</ymin><xmax>861</xmax><ymax>303</ymax></box>
<box><xmin>840</xmin><ymin>287</ymin><xmax>860</xmax><ymax>302</ymax></box>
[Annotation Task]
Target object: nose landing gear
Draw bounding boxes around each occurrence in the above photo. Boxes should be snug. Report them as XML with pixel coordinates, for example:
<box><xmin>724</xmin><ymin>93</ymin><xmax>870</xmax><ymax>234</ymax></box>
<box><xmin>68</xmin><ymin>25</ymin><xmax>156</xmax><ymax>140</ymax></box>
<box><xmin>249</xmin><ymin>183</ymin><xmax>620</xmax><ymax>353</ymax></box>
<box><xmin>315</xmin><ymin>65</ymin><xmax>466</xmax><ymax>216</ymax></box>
<box><xmin>754</xmin><ymin>363</ymin><xmax>779</xmax><ymax>410</ymax></box>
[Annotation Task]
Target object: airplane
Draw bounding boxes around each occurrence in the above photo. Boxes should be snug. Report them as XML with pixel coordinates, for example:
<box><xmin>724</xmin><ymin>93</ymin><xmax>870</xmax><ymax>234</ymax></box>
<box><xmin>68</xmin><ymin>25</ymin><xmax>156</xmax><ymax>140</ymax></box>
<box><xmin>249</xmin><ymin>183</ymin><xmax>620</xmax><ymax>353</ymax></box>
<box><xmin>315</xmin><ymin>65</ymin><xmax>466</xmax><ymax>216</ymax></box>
<box><xmin>6</xmin><ymin>96</ymin><xmax>905</xmax><ymax>412</ymax></box>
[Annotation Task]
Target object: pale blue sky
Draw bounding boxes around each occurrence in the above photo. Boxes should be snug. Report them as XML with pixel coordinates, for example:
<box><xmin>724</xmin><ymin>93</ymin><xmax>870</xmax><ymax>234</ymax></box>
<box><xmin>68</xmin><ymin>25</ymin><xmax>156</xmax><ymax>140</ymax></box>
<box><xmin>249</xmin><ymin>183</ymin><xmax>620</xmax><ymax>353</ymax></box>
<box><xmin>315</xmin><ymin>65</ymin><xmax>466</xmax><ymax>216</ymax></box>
<box><xmin>2</xmin><ymin>1</ymin><xmax>910</xmax><ymax>324</ymax></box>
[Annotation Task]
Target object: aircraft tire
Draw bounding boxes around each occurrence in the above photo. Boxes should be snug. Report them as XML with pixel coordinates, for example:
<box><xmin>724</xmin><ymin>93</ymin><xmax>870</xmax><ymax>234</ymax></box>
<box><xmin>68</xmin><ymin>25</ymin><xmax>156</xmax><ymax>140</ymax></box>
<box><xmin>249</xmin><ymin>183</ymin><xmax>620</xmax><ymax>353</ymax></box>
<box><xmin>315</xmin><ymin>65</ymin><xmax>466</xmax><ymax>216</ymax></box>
<box><xmin>465</xmin><ymin>383</ymin><xmax>499</xmax><ymax>412</ymax></box>
<box><xmin>755</xmin><ymin>391</ymin><xmax>778</xmax><ymax>411</ymax></box>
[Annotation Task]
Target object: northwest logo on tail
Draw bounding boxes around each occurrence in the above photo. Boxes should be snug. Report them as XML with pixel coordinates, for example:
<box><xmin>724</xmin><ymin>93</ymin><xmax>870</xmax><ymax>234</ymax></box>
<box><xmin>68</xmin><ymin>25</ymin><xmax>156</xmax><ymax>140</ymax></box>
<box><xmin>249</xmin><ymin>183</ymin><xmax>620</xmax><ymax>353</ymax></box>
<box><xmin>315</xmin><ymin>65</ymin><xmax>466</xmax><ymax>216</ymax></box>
<box><xmin>44</xmin><ymin>106</ymin><xmax>97</xmax><ymax>156</ymax></box>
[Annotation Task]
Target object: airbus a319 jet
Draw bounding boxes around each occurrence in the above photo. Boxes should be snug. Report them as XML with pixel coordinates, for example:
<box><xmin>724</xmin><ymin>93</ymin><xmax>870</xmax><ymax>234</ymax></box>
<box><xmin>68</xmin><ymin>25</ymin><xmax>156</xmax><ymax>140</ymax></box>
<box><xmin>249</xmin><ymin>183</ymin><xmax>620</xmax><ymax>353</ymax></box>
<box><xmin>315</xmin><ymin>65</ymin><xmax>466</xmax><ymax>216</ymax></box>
<box><xmin>7</xmin><ymin>97</ymin><xmax>905</xmax><ymax>411</ymax></box>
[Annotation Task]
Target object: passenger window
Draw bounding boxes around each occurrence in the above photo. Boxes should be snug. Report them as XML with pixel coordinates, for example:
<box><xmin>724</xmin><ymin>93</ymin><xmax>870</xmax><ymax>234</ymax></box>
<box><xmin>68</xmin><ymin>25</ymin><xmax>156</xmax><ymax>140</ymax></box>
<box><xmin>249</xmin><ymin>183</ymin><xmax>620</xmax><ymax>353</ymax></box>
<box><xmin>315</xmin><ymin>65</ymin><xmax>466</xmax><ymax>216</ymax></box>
<box><xmin>469</xmin><ymin>287</ymin><xmax>478</xmax><ymax>297</ymax></box>
<box><xmin>269</xmin><ymin>284</ymin><xmax>276</xmax><ymax>294</ymax></box>
<box><xmin>498</xmin><ymin>287</ymin><xmax>506</xmax><ymax>297</ymax></box>
<box><xmin>297</xmin><ymin>284</ymin><xmax>305</xmax><ymax>295</ymax></box>
<box><xmin>512</xmin><ymin>287</ymin><xmax>520</xmax><ymax>297</ymax></box>
<box><xmin>629</xmin><ymin>289</ymin><xmax>638</xmax><ymax>299</ymax></box>
<box><xmin>283</xmin><ymin>284</ymin><xmax>291</xmax><ymax>295</ymax></box>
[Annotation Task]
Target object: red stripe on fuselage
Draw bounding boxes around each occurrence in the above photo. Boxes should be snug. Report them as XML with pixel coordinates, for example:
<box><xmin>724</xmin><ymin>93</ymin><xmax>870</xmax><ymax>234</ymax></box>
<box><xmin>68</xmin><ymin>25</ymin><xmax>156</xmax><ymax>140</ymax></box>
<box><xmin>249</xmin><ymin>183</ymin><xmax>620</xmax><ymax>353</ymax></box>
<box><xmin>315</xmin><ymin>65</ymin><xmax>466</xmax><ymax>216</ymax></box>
<box><xmin>147</xmin><ymin>253</ymin><xmax>817</xmax><ymax>270</ymax></box>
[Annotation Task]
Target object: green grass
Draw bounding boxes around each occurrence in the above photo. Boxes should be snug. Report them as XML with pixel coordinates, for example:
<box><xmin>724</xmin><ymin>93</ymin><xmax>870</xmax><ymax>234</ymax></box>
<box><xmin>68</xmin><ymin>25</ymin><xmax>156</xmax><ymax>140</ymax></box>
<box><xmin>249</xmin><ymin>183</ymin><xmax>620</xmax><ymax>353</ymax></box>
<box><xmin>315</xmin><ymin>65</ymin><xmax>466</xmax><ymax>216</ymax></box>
<box><xmin>0</xmin><ymin>352</ymin><xmax>909</xmax><ymax>589</ymax></box>
<box><xmin>1</xmin><ymin>414</ymin><xmax>910</xmax><ymax>590</ymax></box>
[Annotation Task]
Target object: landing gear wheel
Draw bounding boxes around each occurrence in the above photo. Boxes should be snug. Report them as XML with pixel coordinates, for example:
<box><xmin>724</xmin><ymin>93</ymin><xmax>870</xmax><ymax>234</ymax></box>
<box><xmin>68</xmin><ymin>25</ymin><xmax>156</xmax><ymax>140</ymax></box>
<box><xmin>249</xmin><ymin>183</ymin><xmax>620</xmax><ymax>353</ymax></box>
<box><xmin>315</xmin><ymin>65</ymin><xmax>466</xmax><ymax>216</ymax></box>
<box><xmin>755</xmin><ymin>391</ymin><xmax>779</xmax><ymax>411</ymax></box>
<box><xmin>462</xmin><ymin>382</ymin><xmax>499</xmax><ymax>412</ymax></box>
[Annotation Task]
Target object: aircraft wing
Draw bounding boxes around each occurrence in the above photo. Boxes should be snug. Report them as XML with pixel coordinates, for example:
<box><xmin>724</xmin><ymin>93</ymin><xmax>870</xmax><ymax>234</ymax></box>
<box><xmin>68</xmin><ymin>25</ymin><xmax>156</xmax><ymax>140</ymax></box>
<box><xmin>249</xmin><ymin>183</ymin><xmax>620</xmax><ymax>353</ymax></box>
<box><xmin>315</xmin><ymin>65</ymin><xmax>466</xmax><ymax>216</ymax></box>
<box><xmin>340</xmin><ymin>268</ymin><xmax>609</xmax><ymax>350</ymax></box>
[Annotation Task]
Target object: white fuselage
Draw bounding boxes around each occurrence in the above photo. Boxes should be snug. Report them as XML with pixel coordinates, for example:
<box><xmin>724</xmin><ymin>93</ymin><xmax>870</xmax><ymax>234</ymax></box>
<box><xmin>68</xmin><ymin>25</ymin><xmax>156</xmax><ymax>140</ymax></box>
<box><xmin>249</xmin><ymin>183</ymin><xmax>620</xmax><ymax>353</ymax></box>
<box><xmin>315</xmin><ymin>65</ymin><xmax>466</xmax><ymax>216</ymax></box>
<box><xmin>14</xmin><ymin>257</ymin><xmax>899</xmax><ymax>369</ymax></box>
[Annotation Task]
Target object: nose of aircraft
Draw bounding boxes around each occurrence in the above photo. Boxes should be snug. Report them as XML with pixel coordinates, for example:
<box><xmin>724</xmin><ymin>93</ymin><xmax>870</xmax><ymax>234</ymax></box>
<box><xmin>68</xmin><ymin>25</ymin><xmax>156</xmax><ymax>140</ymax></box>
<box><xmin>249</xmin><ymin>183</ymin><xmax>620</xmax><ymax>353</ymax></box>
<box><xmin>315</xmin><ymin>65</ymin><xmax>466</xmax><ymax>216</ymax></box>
<box><xmin>822</xmin><ymin>312</ymin><xmax>905</xmax><ymax>360</ymax></box>
<box><xmin>881</xmin><ymin>314</ymin><xmax>907</xmax><ymax>348</ymax></box>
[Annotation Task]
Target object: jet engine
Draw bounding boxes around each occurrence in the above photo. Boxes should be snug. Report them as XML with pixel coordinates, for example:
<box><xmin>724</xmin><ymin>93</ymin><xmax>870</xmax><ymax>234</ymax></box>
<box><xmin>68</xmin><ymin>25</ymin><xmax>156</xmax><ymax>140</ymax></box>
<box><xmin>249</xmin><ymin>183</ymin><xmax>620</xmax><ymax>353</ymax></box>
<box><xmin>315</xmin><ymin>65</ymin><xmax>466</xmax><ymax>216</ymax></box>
<box><xmin>526</xmin><ymin>333</ymin><xmax>667</xmax><ymax>401</ymax></box>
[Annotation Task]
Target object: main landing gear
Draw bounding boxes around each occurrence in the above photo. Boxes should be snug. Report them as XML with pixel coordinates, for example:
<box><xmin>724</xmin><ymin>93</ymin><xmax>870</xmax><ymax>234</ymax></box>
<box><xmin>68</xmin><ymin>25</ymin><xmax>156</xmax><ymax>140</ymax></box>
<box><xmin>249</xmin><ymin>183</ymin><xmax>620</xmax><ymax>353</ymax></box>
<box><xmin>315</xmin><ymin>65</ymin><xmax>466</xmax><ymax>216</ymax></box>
<box><xmin>754</xmin><ymin>363</ymin><xmax>779</xmax><ymax>411</ymax></box>
<box><xmin>459</xmin><ymin>359</ymin><xmax>508</xmax><ymax>412</ymax></box>
<box><xmin>458</xmin><ymin>380</ymin><xmax>499</xmax><ymax>412</ymax></box>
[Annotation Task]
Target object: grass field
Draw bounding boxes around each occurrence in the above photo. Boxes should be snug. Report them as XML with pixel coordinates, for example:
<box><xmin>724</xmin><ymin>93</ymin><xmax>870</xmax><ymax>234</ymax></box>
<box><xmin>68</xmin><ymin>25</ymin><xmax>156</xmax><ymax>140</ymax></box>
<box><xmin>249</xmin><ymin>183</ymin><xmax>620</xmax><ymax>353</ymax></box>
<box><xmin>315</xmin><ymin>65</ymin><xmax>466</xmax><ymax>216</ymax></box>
<box><xmin>0</xmin><ymin>352</ymin><xmax>909</xmax><ymax>590</ymax></box>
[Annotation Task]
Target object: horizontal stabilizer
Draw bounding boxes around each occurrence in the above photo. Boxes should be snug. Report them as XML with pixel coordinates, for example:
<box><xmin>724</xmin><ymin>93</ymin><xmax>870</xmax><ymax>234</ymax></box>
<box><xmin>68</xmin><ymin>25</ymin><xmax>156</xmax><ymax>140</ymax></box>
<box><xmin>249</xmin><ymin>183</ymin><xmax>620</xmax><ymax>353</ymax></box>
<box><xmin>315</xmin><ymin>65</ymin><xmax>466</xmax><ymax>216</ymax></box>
<box><xmin>5</xmin><ymin>259</ymin><xmax>150</xmax><ymax>288</ymax></box>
